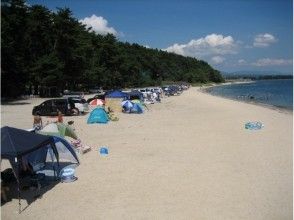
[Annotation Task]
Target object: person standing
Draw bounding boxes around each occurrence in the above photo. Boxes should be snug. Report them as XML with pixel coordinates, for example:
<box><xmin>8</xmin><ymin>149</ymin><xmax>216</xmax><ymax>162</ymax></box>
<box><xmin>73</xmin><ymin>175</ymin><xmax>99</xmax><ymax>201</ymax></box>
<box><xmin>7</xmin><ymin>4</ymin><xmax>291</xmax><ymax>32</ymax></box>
<box><xmin>33</xmin><ymin>112</ymin><xmax>43</xmax><ymax>131</ymax></box>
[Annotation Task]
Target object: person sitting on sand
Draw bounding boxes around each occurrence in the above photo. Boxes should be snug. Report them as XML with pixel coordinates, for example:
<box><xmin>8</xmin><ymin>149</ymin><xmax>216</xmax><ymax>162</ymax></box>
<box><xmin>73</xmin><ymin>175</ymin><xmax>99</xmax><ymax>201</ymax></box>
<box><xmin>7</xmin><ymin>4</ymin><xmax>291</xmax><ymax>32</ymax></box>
<box><xmin>20</xmin><ymin>155</ymin><xmax>34</xmax><ymax>177</ymax></box>
<box><xmin>57</xmin><ymin>110</ymin><xmax>63</xmax><ymax>123</ymax></box>
<box><xmin>33</xmin><ymin>112</ymin><xmax>43</xmax><ymax>131</ymax></box>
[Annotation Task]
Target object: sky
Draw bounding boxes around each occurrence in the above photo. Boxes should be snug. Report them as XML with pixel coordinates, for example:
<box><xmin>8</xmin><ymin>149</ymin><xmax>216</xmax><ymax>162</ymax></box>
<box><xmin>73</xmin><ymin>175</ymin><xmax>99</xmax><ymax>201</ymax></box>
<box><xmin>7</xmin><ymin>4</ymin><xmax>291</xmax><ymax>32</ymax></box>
<box><xmin>27</xmin><ymin>0</ymin><xmax>293</xmax><ymax>73</ymax></box>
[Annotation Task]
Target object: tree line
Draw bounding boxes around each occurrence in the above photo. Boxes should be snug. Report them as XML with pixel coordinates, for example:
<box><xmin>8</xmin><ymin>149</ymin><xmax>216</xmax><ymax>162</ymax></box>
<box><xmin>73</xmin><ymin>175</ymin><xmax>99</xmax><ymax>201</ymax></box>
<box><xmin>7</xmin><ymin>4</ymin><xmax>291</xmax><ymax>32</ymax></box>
<box><xmin>1</xmin><ymin>0</ymin><xmax>224</xmax><ymax>98</ymax></box>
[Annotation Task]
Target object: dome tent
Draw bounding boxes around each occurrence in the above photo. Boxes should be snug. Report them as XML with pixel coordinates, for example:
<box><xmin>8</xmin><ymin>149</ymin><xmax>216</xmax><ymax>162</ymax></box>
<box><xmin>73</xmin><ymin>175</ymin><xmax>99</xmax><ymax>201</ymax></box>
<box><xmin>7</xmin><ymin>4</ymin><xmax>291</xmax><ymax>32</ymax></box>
<box><xmin>87</xmin><ymin>107</ymin><xmax>109</xmax><ymax>124</ymax></box>
<box><xmin>130</xmin><ymin>103</ymin><xmax>143</xmax><ymax>114</ymax></box>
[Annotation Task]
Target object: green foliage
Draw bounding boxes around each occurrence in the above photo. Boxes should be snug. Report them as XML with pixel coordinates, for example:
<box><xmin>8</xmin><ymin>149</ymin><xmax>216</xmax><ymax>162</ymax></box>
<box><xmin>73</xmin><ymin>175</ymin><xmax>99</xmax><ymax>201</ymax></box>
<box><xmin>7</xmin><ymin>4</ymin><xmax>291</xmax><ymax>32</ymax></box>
<box><xmin>1</xmin><ymin>0</ymin><xmax>224</xmax><ymax>97</ymax></box>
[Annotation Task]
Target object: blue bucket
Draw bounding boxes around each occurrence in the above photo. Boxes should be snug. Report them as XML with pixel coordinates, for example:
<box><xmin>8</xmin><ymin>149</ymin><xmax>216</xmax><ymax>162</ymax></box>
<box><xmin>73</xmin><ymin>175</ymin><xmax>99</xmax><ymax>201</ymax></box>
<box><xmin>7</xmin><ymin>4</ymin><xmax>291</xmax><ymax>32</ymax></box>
<box><xmin>100</xmin><ymin>147</ymin><xmax>109</xmax><ymax>155</ymax></box>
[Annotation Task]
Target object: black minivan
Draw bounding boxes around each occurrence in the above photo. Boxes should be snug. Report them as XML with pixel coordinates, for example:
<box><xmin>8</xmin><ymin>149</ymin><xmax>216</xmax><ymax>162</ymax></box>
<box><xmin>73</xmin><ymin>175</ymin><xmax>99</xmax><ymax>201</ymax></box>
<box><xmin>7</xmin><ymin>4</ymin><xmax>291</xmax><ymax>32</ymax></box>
<box><xmin>32</xmin><ymin>99</ymin><xmax>78</xmax><ymax>116</ymax></box>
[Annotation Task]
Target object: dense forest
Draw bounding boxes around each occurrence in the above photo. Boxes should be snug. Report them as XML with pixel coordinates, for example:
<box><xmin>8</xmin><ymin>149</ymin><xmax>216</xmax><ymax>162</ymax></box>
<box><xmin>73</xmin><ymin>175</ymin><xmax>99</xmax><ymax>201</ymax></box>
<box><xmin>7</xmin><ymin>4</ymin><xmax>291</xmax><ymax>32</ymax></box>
<box><xmin>1</xmin><ymin>0</ymin><xmax>224</xmax><ymax>98</ymax></box>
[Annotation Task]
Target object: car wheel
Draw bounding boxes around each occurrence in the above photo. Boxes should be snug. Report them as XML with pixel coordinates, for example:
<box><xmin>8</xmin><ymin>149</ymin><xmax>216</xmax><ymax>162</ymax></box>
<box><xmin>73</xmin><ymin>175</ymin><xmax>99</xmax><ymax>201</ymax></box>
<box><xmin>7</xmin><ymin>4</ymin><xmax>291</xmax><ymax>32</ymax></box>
<box><xmin>71</xmin><ymin>108</ymin><xmax>80</xmax><ymax>116</ymax></box>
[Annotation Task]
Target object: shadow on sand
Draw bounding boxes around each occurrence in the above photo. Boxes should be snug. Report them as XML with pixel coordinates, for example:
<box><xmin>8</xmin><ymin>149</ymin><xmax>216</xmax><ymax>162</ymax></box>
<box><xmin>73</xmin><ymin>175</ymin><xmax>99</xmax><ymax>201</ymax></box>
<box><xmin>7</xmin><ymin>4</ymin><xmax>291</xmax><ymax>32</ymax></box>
<box><xmin>1</xmin><ymin>162</ymin><xmax>76</xmax><ymax>213</ymax></box>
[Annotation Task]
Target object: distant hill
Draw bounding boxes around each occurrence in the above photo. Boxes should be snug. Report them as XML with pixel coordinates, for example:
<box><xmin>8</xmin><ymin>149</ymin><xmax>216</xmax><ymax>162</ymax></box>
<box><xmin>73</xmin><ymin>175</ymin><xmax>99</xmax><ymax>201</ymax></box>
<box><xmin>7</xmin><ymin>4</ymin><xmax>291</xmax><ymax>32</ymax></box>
<box><xmin>221</xmin><ymin>70</ymin><xmax>293</xmax><ymax>80</ymax></box>
<box><xmin>222</xmin><ymin>70</ymin><xmax>293</xmax><ymax>76</ymax></box>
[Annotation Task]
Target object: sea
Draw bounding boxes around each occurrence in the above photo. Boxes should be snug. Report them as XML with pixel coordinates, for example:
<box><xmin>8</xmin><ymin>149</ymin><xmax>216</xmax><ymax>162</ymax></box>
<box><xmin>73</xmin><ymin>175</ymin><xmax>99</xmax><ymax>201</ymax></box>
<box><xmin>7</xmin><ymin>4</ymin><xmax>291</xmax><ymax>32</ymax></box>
<box><xmin>205</xmin><ymin>79</ymin><xmax>293</xmax><ymax>110</ymax></box>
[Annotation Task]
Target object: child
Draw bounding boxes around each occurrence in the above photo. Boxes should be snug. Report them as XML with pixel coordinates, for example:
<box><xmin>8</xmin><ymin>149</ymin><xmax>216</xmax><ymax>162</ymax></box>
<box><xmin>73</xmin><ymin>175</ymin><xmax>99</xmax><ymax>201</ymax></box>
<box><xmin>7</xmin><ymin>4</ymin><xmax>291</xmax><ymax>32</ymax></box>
<box><xmin>57</xmin><ymin>110</ymin><xmax>63</xmax><ymax>123</ymax></box>
<box><xmin>33</xmin><ymin>112</ymin><xmax>43</xmax><ymax>131</ymax></box>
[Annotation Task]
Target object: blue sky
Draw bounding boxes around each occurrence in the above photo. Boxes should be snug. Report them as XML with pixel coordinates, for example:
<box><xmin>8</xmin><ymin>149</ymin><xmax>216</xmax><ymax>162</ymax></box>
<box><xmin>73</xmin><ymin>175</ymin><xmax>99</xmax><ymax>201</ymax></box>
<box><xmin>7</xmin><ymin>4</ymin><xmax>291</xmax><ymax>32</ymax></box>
<box><xmin>27</xmin><ymin>0</ymin><xmax>293</xmax><ymax>73</ymax></box>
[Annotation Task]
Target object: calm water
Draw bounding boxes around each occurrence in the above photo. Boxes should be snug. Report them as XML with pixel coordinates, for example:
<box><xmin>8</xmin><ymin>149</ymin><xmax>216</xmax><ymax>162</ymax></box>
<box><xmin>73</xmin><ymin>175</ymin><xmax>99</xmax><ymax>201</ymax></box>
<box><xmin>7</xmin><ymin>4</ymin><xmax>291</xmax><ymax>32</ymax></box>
<box><xmin>207</xmin><ymin>79</ymin><xmax>293</xmax><ymax>110</ymax></box>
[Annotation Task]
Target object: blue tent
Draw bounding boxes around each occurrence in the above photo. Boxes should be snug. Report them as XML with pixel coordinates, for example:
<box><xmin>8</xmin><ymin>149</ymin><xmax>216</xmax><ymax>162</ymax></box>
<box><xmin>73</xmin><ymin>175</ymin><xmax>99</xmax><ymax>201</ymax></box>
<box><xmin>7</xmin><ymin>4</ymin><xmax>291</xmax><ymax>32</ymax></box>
<box><xmin>130</xmin><ymin>103</ymin><xmax>143</xmax><ymax>114</ymax></box>
<box><xmin>105</xmin><ymin>90</ymin><xmax>128</xmax><ymax>98</ymax></box>
<box><xmin>25</xmin><ymin>136</ymin><xmax>79</xmax><ymax>176</ymax></box>
<box><xmin>52</xmin><ymin>136</ymin><xmax>79</xmax><ymax>165</ymax></box>
<box><xmin>121</xmin><ymin>100</ymin><xmax>133</xmax><ymax>113</ymax></box>
<box><xmin>87</xmin><ymin>108</ymin><xmax>109</xmax><ymax>124</ymax></box>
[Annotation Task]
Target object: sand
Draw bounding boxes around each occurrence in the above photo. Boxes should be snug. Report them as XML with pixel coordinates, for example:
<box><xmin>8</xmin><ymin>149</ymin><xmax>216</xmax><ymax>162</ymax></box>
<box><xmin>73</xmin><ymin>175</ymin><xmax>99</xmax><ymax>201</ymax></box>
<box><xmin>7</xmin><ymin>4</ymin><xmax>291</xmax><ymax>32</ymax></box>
<box><xmin>1</xmin><ymin>87</ymin><xmax>293</xmax><ymax>220</ymax></box>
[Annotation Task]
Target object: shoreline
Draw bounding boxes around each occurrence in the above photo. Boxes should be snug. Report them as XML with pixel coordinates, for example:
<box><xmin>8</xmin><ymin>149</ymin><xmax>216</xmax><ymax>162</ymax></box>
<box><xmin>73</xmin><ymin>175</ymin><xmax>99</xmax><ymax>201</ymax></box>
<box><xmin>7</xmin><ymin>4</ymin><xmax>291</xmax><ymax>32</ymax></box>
<box><xmin>198</xmin><ymin>81</ymin><xmax>293</xmax><ymax>114</ymax></box>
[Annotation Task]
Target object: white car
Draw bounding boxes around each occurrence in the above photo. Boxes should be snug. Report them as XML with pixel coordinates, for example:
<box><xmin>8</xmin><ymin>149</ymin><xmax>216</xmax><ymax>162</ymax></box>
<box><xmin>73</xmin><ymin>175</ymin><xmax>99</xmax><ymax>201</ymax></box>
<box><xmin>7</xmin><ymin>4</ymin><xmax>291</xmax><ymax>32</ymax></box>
<box><xmin>68</xmin><ymin>97</ymin><xmax>89</xmax><ymax>114</ymax></box>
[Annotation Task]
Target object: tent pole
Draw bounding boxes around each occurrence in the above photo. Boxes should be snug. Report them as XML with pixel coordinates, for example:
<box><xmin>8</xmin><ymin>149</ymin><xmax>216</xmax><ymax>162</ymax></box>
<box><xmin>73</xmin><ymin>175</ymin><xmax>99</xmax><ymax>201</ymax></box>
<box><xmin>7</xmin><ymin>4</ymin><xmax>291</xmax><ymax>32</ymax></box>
<box><xmin>18</xmin><ymin>184</ymin><xmax>21</xmax><ymax>214</ymax></box>
<box><xmin>17</xmin><ymin>158</ymin><xmax>21</xmax><ymax>214</ymax></box>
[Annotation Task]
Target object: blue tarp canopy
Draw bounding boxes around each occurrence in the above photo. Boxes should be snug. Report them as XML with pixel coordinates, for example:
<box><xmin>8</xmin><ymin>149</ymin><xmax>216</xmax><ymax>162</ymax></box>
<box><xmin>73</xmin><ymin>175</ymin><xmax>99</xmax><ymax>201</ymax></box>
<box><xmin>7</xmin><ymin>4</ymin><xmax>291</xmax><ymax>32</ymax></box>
<box><xmin>127</xmin><ymin>91</ymin><xmax>144</xmax><ymax>100</ymax></box>
<box><xmin>105</xmin><ymin>90</ymin><xmax>128</xmax><ymax>98</ymax></box>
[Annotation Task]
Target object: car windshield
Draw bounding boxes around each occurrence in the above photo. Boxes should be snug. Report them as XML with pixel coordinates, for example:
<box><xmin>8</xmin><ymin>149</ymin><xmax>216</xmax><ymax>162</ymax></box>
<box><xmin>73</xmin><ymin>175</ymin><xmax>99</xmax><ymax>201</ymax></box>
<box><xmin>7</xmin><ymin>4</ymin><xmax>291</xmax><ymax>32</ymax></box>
<box><xmin>71</xmin><ymin>98</ymin><xmax>86</xmax><ymax>104</ymax></box>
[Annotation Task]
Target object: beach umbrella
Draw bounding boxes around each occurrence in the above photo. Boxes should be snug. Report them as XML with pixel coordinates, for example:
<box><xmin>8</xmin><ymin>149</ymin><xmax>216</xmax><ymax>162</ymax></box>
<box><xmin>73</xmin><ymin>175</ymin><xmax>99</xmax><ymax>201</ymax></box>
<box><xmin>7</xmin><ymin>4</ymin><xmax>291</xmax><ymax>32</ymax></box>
<box><xmin>121</xmin><ymin>100</ymin><xmax>133</xmax><ymax>108</ymax></box>
<box><xmin>38</xmin><ymin>123</ymin><xmax>78</xmax><ymax>139</ymax></box>
<box><xmin>89</xmin><ymin>99</ymin><xmax>104</xmax><ymax>106</ymax></box>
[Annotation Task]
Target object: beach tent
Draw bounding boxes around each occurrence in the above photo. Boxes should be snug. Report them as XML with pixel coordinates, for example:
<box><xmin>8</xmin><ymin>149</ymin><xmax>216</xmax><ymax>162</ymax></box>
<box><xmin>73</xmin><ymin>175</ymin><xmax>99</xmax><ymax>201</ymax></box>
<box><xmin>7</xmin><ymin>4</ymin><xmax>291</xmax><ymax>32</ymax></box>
<box><xmin>105</xmin><ymin>90</ymin><xmax>128</xmax><ymax>112</ymax></box>
<box><xmin>130</xmin><ymin>103</ymin><xmax>143</xmax><ymax>114</ymax></box>
<box><xmin>50</xmin><ymin>136</ymin><xmax>79</xmax><ymax>165</ymax></box>
<box><xmin>121</xmin><ymin>100</ymin><xmax>134</xmax><ymax>113</ymax></box>
<box><xmin>121</xmin><ymin>100</ymin><xmax>134</xmax><ymax>108</ymax></box>
<box><xmin>25</xmin><ymin>136</ymin><xmax>79</xmax><ymax>175</ymax></box>
<box><xmin>87</xmin><ymin>107</ymin><xmax>109</xmax><ymax>124</ymax></box>
<box><xmin>1</xmin><ymin>126</ymin><xmax>59</xmax><ymax>213</ymax></box>
<box><xmin>38</xmin><ymin>123</ymin><xmax>78</xmax><ymax>139</ymax></box>
<box><xmin>131</xmin><ymin>99</ymin><xmax>148</xmax><ymax>110</ymax></box>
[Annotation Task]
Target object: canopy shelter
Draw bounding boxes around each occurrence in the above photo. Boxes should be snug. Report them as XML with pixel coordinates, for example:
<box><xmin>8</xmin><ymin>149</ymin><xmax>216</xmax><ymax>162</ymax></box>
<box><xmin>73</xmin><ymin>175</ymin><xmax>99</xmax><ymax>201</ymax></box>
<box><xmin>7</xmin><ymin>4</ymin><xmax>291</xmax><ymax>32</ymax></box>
<box><xmin>105</xmin><ymin>90</ymin><xmax>128</xmax><ymax>98</ymax></box>
<box><xmin>38</xmin><ymin>123</ymin><xmax>78</xmax><ymax>139</ymax></box>
<box><xmin>105</xmin><ymin>90</ymin><xmax>129</xmax><ymax>112</ymax></box>
<box><xmin>127</xmin><ymin>90</ymin><xmax>144</xmax><ymax>101</ymax></box>
<box><xmin>1</xmin><ymin>126</ymin><xmax>59</xmax><ymax>213</ymax></box>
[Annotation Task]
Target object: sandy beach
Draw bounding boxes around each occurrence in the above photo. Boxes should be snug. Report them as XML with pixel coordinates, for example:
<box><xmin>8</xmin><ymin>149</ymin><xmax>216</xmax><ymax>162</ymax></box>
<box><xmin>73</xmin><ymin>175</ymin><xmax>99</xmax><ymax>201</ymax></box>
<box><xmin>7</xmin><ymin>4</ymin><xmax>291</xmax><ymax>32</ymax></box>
<box><xmin>1</xmin><ymin>87</ymin><xmax>292</xmax><ymax>219</ymax></box>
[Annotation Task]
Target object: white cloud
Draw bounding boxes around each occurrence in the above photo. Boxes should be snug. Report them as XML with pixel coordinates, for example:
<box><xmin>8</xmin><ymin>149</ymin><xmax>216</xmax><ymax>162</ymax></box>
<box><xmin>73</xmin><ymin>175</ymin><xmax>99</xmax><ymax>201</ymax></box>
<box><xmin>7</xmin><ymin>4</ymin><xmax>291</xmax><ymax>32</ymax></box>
<box><xmin>165</xmin><ymin>43</ymin><xmax>185</xmax><ymax>56</ymax></box>
<box><xmin>253</xmin><ymin>33</ymin><xmax>277</xmax><ymax>47</ymax></box>
<box><xmin>252</xmin><ymin>58</ymin><xmax>292</xmax><ymax>66</ymax></box>
<box><xmin>238</xmin><ymin>59</ymin><xmax>247</xmax><ymax>65</ymax></box>
<box><xmin>164</xmin><ymin>34</ymin><xmax>238</xmax><ymax>58</ymax></box>
<box><xmin>211</xmin><ymin>56</ymin><xmax>225</xmax><ymax>64</ymax></box>
<box><xmin>79</xmin><ymin>14</ymin><xmax>117</xmax><ymax>36</ymax></box>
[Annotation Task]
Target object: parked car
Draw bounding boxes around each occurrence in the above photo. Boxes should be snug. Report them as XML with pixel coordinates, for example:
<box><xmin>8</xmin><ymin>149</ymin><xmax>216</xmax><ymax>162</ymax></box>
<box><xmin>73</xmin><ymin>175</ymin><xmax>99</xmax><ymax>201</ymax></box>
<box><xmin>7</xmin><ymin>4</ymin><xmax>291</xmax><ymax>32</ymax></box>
<box><xmin>68</xmin><ymin>97</ymin><xmax>89</xmax><ymax>114</ymax></box>
<box><xmin>32</xmin><ymin>98</ymin><xmax>79</xmax><ymax>116</ymax></box>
